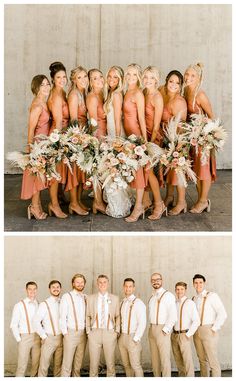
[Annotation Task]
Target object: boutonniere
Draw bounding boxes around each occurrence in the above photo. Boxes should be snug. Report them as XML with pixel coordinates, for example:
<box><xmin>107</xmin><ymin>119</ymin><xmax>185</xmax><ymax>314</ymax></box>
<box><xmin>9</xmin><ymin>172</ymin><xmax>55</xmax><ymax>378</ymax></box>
<box><xmin>107</xmin><ymin>298</ymin><xmax>112</xmax><ymax>304</ymax></box>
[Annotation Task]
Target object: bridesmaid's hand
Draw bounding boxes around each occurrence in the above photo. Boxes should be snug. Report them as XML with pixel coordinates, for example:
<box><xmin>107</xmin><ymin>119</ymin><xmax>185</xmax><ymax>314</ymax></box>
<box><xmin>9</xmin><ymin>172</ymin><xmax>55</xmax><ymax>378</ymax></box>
<box><xmin>25</xmin><ymin>145</ymin><xmax>31</xmax><ymax>154</ymax></box>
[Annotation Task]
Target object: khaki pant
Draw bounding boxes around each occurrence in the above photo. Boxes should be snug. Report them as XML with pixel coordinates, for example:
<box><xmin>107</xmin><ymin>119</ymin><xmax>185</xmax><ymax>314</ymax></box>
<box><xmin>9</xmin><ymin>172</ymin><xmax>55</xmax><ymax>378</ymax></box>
<box><xmin>148</xmin><ymin>324</ymin><xmax>171</xmax><ymax>377</ymax></box>
<box><xmin>88</xmin><ymin>328</ymin><xmax>118</xmax><ymax>377</ymax></box>
<box><xmin>38</xmin><ymin>334</ymin><xmax>63</xmax><ymax>377</ymax></box>
<box><xmin>118</xmin><ymin>333</ymin><xmax>143</xmax><ymax>377</ymax></box>
<box><xmin>171</xmin><ymin>333</ymin><xmax>195</xmax><ymax>377</ymax></box>
<box><xmin>61</xmin><ymin>329</ymin><xmax>87</xmax><ymax>377</ymax></box>
<box><xmin>193</xmin><ymin>325</ymin><xmax>221</xmax><ymax>377</ymax></box>
<box><xmin>15</xmin><ymin>333</ymin><xmax>41</xmax><ymax>377</ymax></box>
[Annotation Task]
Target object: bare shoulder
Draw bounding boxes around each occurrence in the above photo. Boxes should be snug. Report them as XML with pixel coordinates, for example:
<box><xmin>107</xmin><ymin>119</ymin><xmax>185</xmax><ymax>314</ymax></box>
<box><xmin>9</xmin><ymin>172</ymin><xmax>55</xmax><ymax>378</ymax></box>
<box><xmin>158</xmin><ymin>85</ymin><xmax>165</xmax><ymax>96</ymax></box>
<box><xmin>68</xmin><ymin>89</ymin><xmax>78</xmax><ymax>101</ymax></box>
<box><xmin>30</xmin><ymin>100</ymin><xmax>43</xmax><ymax>114</ymax></box>
<box><xmin>197</xmin><ymin>89</ymin><xmax>209</xmax><ymax>102</ymax></box>
<box><xmin>153</xmin><ymin>90</ymin><xmax>163</xmax><ymax>104</ymax></box>
<box><xmin>174</xmin><ymin>95</ymin><xmax>187</xmax><ymax>108</ymax></box>
<box><xmin>135</xmin><ymin>88</ymin><xmax>144</xmax><ymax>100</ymax></box>
<box><xmin>86</xmin><ymin>92</ymin><xmax>98</xmax><ymax>104</ymax></box>
<box><xmin>113</xmin><ymin>91</ymin><xmax>123</xmax><ymax>101</ymax></box>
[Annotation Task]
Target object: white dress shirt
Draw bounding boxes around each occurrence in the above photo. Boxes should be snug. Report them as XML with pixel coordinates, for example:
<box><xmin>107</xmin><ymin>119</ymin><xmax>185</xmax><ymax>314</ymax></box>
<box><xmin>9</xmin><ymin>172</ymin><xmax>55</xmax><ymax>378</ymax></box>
<box><xmin>174</xmin><ymin>296</ymin><xmax>200</xmax><ymax>337</ymax></box>
<box><xmin>10</xmin><ymin>298</ymin><xmax>38</xmax><ymax>342</ymax></box>
<box><xmin>149</xmin><ymin>287</ymin><xmax>177</xmax><ymax>334</ymax></box>
<box><xmin>59</xmin><ymin>290</ymin><xmax>86</xmax><ymax>335</ymax></box>
<box><xmin>193</xmin><ymin>289</ymin><xmax>227</xmax><ymax>331</ymax></box>
<box><xmin>120</xmin><ymin>294</ymin><xmax>146</xmax><ymax>342</ymax></box>
<box><xmin>92</xmin><ymin>292</ymin><xmax>114</xmax><ymax>330</ymax></box>
<box><xmin>33</xmin><ymin>296</ymin><xmax>61</xmax><ymax>339</ymax></box>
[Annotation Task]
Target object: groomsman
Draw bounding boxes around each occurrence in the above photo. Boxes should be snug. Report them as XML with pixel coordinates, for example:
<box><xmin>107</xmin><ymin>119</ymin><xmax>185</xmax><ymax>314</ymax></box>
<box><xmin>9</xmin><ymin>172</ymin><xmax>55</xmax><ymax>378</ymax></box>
<box><xmin>118</xmin><ymin>278</ymin><xmax>146</xmax><ymax>377</ymax></box>
<box><xmin>60</xmin><ymin>273</ymin><xmax>87</xmax><ymax>377</ymax></box>
<box><xmin>192</xmin><ymin>274</ymin><xmax>227</xmax><ymax>377</ymax></box>
<box><xmin>148</xmin><ymin>272</ymin><xmax>177</xmax><ymax>377</ymax></box>
<box><xmin>10</xmin><ymin>281</ymin><xmax>41</xmax><ymax>377</ymax></box>
<box><xmin>33</xmin><ymin>280</ymin><xmax>63</xmax><ymax>377</ymax></box>
<box><xmin>86</xmin><ymin>274</ymin><xmax>120</xmax><ymax>377</ymax></box>
<box><xmin>171</xmin><ymin>281</ymin><xmax>200</xmax><ymax>377</ymax></box>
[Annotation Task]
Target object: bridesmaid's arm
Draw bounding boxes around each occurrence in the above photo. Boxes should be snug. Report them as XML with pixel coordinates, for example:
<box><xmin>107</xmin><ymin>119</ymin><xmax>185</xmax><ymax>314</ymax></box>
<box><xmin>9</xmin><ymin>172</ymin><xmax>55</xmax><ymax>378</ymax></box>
<box><xmin>197</xmin><ymin>91</ymin><xmax>214</xmax><ymax>119</ymax></box>
<box><xmin>151</xmin><ymin>92</ymin><xmax>164</xmax><ymax>143</ymax></box>
<box><xmin>51</xmin><ymin>95</ymin><xmax>63</xmax><ymax>130</ymax></box>
<box><xmin>172</xmin><ymin>98</ymin><xmax>187</xmax><ymax>122</ymax></box>
<box><xmin>26</xmin><ymin>105</ymin><xmax>42</xmax><ymax>152</ymax></box>
<box><xmin>86</xmin><ymin>94</ymin><xmax>98</xmax><ymax>121</ymax></box>
<box><xmin>136</xmin><ymin>91</ymin><xmax>147</xmax><ymax>141</ymax></box>
<box><xmin>112</xmin><ymin>92</ymin><xmax>123</xmax><ymax>137</ymax></box>
<box><xmin>68</xmin><ymin>90</ymin><xmax>79</xmax><ymax>122</ymax></box>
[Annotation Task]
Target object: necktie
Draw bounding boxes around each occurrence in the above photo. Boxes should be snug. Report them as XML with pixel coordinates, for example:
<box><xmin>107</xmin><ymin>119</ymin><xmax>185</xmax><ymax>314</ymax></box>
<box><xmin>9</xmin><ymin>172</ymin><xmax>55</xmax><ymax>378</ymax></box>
<box><xmin>101</xmin><ymin>296</ymin><xmax>106</xmax><ymax>328</ymax></box>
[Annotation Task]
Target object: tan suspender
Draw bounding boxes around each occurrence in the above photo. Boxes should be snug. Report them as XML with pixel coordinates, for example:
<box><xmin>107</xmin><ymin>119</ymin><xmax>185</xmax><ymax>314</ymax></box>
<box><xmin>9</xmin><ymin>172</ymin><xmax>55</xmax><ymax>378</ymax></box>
<box><xmin>44</xmin><ymin>301</ymin><xmax>56</xmax><ymax>336</ymax></box>
<box><xmin>200</xmin><ymin>292</ymin><xmax>210</xmax><ymax>326</ymax></box>
<box><xmin>21</xmin><ymin>300</ymin><xmax>31</xmax><ymax>334</ymax></box>
<box><xmin>156</xmin><ymin>290</ymin><xmax>168</xmax><ymax>325</ymax></box>
<box><xmin>68</xmin><ymin>292</ymin><xmax>78</xmax><ymax>331</ymax></box>
<box><xmin>179</xmin><ymin>298</ymin><xmax>188</xmax><ymax>331</ymax></box>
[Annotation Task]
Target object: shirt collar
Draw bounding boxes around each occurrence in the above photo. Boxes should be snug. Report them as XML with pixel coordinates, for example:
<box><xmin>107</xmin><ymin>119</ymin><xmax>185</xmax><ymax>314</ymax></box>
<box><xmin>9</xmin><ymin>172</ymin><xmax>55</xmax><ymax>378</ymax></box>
<box><xmin>25</xmin><ymin>297</ymin><xmax>37</xmax><ymax>304</ymax></box>
<box><xmin>48</xmin><ymin>296</ymin><xmax>60</xmax><ymax>303</ymax></box>
<box><xmin>155</xmin><ymin>287</ymin><xmax>165</xmax><ymax>296</ymax></box>
<box><xmin>124</xmin><ymin>294</ymin><xmax>135</xmax><ymax>302</ymax></box>
<box><xmin>197</xmin><ymin>289</ymin><xmax>207</xmax><ymax>297</ymax></box>
<box><xmin>72</xmin><ymin>289</ymin><xmax>83</xmax><ymax>297</ymax></box>
<box><xmin>98</xmin><ymin>292</ymin><xmax>108</xmax><ymax>299</ymax></box>
<box><xmin>176</xmin><ymin>295</ymin><xmax>187</xmax><ymax>303</ymax></box>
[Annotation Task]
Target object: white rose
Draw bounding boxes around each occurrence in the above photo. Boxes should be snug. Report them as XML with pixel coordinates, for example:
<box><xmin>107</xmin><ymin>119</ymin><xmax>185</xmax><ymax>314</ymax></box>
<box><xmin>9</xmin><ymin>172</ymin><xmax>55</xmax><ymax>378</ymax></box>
<box><xmin>49</xmin><ymin>130</ymin><xmax>60</xmax><ymax>143</ymax></box>
<box><xmin>90</xmin><ymin>118</ymin><xmax>97</xmax><ymax>127</ymax></box>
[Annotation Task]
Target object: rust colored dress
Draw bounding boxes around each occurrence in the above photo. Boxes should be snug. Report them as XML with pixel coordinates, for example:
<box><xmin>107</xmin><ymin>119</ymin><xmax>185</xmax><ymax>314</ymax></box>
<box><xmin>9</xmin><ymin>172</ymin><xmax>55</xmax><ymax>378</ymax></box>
<box><xmin>145</xmin><ymin>100</ymin><xmax>164</xmax><ymax>146</ymax></box>
<box><xmin>65</xmin><ymin>101</ymin><xmax>87</xmax><ymax>192</ymax></box>
<box><xmin>123</xmin><ymin>95</ymin><xmax>148</xmax><ymax>189</ymax></box>
<box><xmin>49</xmin><ymin>99</ymin><xmax>69</xmax><ymax>184</ymax></box>
<box><xmin>161</xmin><ymin>105</ymin><xmax>180</xmax><ymax>186</ymax></box>
<box><xmin>95</xmin><ymin>96</ymin><xmax>107</xmax><ymax>139</ymax></box>
<box><xmin>21</xmin><ymin>106</ymin><xmax>50</xmax><ymax>200</ymax></box>
<box><xmin>187</xmin><ymin>100</ymin><xmax>217</xmax><ymax>182</ymax></box>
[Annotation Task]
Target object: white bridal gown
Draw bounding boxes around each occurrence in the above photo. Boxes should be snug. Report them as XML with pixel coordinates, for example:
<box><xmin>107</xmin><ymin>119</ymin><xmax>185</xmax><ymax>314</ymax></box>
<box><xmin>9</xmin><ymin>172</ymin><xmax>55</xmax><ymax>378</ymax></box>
<box><xmin>104</xmin><ymin>102</ymin><xmax>132</xmax><ymax>218</ymax></box>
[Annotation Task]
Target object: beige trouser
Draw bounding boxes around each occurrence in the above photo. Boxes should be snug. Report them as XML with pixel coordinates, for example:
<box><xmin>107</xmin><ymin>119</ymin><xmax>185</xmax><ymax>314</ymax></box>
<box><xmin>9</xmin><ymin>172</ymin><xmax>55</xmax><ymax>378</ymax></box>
<box><xmin>118</xmin><ymin>333</ymin><xmax>143</xmax><ymax>377</ymax></box>
<box><xmin>148</xmin><ymin>324</ymin><xmax>171</xmax><ymax>377</ymax></box>
<box><xmin>61</xmin><ymin>328</ymin><xmax>87</xmax><ymax>377</ymax></box>
<box><xmin>15</xmin><ymin>333</ymin><xmax>41</xmax><ymax>377</ymax></box>
<box><xmin>171</xmin><ymin>332</ymin><xmax>195</xmax><ymax>377</ymax></box>
<box><xmin>38</xmin><ymin>334</ymin><xmax>63</xmax><ymax>377</ymax></box>
<box><xmin>193</xmin><ymin>325</ymin><xmax>221</xmax><ymax>377</ymax></box>
<box><xmin>88</xmin><ymin>328</ymin><xmax>118</xmax><ymax>377</ymax></box>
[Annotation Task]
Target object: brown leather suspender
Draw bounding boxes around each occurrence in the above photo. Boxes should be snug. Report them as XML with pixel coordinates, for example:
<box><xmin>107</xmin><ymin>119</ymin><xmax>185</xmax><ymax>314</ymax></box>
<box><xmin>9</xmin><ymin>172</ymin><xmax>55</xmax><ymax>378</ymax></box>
<box><xmin>68</xmin><ymin>292</ymin><xmax>78</xmax><ymax>331</ymax></box>
<box><xmin>44</xmin><ymin>300</ymin><xmax>56</xmax><ymax>336</ymax></box>
<box><xmin>156</xmin><ymin>290</ymin><xmax>168</xmax><ymax>325</ymax></box>
<box><xmin>21</xmin><ymin>300</ymin><xmax>31</xmax><ymax>334</ymax></box>
<box><xmin>179</xmin><ymin>298</ymin><xmax>188</xmax><ymax>331</ymax></box>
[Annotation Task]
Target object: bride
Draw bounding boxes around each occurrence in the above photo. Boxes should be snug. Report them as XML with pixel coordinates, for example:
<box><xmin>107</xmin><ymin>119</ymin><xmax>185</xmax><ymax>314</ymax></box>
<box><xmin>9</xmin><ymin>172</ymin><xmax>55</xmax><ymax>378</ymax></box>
<box><xmin>103</xmin><ymin>65</ymin><xmax>132</xmax><ymax>218</ymax></box>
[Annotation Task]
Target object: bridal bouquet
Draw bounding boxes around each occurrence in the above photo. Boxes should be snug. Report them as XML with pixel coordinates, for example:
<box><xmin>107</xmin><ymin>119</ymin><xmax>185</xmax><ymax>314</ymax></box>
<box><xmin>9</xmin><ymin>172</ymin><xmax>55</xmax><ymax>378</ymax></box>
<box><xmin>160</xmin><ymin>116</ymin><xmax>197</xmax><ymax>187</ymax></box>
<box><xmin>184</xmin><ymin>113</ymin><xmax>227</xmax><ymax>165</ymax></box>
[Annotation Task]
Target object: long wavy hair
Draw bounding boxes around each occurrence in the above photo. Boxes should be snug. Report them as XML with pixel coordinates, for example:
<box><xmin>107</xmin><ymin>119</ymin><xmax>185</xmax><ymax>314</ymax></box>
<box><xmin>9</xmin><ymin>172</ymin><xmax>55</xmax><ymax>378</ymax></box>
<box><xmin>104</xmin><ymin>66</ymin><xmax>124</xmax><ymax>114</ymax></box>
<box><xmin>123</xmin><ymin>63</ymin><xmax>143</xmax><ymax>93</ymax></box>
<box><xmin>142</xmin><ymin>66</ymin><xmax>160</xmax><ymax>94</ymax></box>
<box><xmin>68</xmin><ymin>66</ymin><xmax>88</xmax><ymax>104</ymax></box>
<box><xmin>87</xmin><ymin>68</ymin><xmax>104</xmax><ymax>93</ymax></box>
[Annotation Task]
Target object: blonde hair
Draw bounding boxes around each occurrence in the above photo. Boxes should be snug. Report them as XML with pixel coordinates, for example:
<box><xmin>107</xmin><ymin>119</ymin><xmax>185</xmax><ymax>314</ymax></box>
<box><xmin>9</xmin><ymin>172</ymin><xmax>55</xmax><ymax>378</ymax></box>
<box><xmin>123</xmin><ymin>63</ymin><xmax>143</xmax><ymax>93</ymax></box>
<box><xmin>88</xmin><ymin>68</ymin><xmax>104</xmax><ymax>93</ymax></box>
<box><xmin>142</xmin><ymin>66</ymin><xmax>160</xmax><ymax>93</ymax></box>
<box><xmin>184</xmin><ymin>62</ymin><xmax>204</xmax><ymax>108</ymax></box>
<box><xmin>68</xmin><ymin>66</ymin><xmax>88</xmax><ymax>102</ymax></box>
<box><xmin>72</xmin><ymin>273</ymin><xmax>86</xmax><ymax>285</ymax></box>
<box><xmin>104</xmin><ymin>66</ymin><xmax>124</xmax><ymax>114</ymax></box>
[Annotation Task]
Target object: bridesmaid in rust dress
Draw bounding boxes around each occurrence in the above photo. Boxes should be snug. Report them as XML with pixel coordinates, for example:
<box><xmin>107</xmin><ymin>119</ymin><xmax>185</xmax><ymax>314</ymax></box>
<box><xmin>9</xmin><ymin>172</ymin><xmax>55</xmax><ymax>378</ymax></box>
<box><xmin>21</xmin><ymin>75</ymin><xmax>51</xmax><ymax>219</ymax></box>
<box><xmin>86</xmin><ymin>68</ymin><xmax>107</xmax><ymax>214</ymax></box>
<box><xmin>123</xmin><ymin>63</ymin><xmax>148</xmax><ymax>222</ymax></box>
<box><xmin>160</xmin><ymin>70</ymin><xmax>187</xmax><ymax>215</ymax></box>
<box><xmin>142</xmin><ymin>66</ymin><xmax>167</xmax><ymax>220</ymax></box>
<box><xmin>66</xmin><ymin>66</ymin><xmax>90</xmax><ymax>213</ymax></box>
<box><xmin>47</xmin><ymin>62</ymin><xmax>69</xmax><ymax>218</ymax></box>
<box><xmin>184</xmin><ymin>63</ymin><xmax>215</xmax><ymax>213</ymax></box>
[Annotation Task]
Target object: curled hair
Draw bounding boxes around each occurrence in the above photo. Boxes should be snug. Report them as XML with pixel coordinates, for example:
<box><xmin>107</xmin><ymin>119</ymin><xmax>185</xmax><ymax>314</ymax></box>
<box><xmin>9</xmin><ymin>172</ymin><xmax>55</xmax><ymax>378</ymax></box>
<box><xmin>88</xmin><ymin>68</ymin><xmax>104</xmax><ymax>92</ymax></box>
<box><xmin>184</xmin><ymin>62</ymin><xmax>204</xmax><ymax>109</ymax></box>
<box><xmin>68</xmin><ymin>66</ymin><xmax>88</xmax><ymax>103</ymax></box>
<box><xmin>71</xmin><ymin>273</ymin><xmax>86</xmax><ymax>285</ymax></box>
<box><xmin>142</xmin><ymin>66</ymin><xmax>160</xmax><ymax>93</ymax></box>
<box><xmin>123</xmin><ymin>63</ymin><xmax>143</xmax><ymax>93</ymax></box>
<box><xmin>31</xmin><ymin>75</ymin><xmax>49</xmax><ymax>96</ymax></box>
<box><xmin>104</xmin><ymin>66</ymin><xmax>124</xmax><ymax>114</ymax></box>
<box><xmin>49</xmin><ymin>61</ymin><xmax>66</xmax><ymax>81</ymax></box>
<box><xmin>165</xmin><ymin>70</ymin><xmax>184</xmax><ymax>93</ymax></box>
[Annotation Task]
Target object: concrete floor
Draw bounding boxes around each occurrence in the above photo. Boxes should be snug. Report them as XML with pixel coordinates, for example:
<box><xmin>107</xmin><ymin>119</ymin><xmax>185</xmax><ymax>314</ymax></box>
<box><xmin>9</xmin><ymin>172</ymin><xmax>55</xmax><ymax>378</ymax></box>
<box><xmin>4</xmin><ymin>170</ymin><xmax>232</xmax><ymax>232</ymax></box>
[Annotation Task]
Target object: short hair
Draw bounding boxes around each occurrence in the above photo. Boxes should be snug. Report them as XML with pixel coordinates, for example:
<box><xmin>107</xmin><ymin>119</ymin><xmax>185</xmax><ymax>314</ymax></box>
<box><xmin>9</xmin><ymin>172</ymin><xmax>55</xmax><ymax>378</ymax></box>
<box><xmin>151</xmin><ymin>272</ymin><xmax>162</xmax><ymax>280</ymax></box>
<box><xmin>193</xmin><ymin>274</ymin><xmax>206</xmax><ymax>282</ymax></box>
<box><xmin>123</xmin><ymin>278</ymin><xmax>135</xmax><ymax>285</ymax></box>
<box><xmin>31</xmin><ymin>75</ymin><xmax>49</xmax><ymax>96</ymax></box>
<box><xmin>175</xmin><ymin>281</ymin><xmax>187</xmax><ymax>289</ymax></box>
<box><xmin>71</xmin><ymin>274</ymin><xmax>86</xmax><ymax>285</ymax></box>
<box><xmin>49</xmin><ymin>61</ymin><xmax>66</xmax><ymax>80</ymax></box>
<box><xmin>26</xmin><ymin>281</ymin><xmax>37</xmax><ymax>289</ymax></box>
<box><xmin>97</xmin><ymin>274</ymin><xmax>109</xmax><ymax>281</ymax></box>
<box><xmin>48</xmin><ymin>280</ymin><xmax>61</xmax><ymax>288</ymax></box>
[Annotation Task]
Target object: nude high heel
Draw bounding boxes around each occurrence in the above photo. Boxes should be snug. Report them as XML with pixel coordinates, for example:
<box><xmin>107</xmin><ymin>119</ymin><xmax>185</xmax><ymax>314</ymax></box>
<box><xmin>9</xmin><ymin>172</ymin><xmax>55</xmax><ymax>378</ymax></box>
<box><xmin>164</xmin><ymin>195</ymin><xmax>175</xmax><ymax>208</ymax></box>
<box><xmin>168</xmin><ymin>202</ymin><xmax>187</xmax><ymax>216</ymax></box>
<box><xmin>148</xmin><ymin>201</ymin><xmax>167</xmax><ymax>220</ymax></box>
<box><xmin>48</xmin><ymin>203</ymin><xmax>68</xmax><ymax>219</ymax></box>
<box><xmin>92</xmin><ymin>202</ymin><xmax>107</xmax><ymax>215</ymax></box>
<box><xmin>190</xmin><ymin>199</ymin><xmax>211</xmax><ymax>214</ymax></box>
<box><xmin>125</xmin><ymin>206</ymin><xmax>145</xmax><ymax>223</ymax></box>
<box><xmin>68</xmin><ymin>204</ymin><xmax>89</xmax><ymax>216</ymax></box>
<box><xmin>27</xmin><ymin>204</ymin><xmax>47</xmax><ymax>220</ymax></box>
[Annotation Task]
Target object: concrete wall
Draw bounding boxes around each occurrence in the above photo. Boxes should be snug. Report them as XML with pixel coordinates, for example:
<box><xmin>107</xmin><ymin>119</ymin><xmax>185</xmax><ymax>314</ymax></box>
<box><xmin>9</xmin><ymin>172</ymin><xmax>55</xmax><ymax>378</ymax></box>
<box><xmin>4</xmin><ymin>4</ymin><xmax>232</xmax><ymax>172</ymax></box>
<box><xmin>4</xmin><ymin>235</ymin><xmax>232</xmax><ymax>375</ymax></box>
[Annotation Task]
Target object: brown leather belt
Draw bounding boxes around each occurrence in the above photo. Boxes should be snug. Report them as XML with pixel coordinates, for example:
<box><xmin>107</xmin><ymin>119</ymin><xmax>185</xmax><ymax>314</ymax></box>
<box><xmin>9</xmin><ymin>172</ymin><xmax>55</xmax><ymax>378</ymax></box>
<box><xmin>173</xmin><ymin>329</ymin><xmax>189</xmax><ymax>334</ymax></box>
